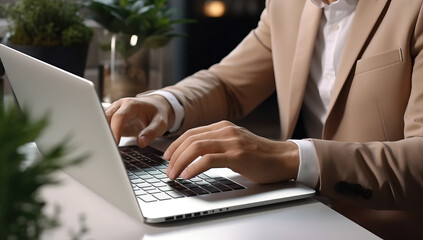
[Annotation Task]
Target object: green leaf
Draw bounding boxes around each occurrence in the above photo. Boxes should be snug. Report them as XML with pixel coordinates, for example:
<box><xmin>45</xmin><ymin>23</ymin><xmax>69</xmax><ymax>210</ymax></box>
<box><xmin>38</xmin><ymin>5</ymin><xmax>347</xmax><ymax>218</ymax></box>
<box><xmin>1</xmin><ymin>0</ymin><xmax>92</xmax><ymax>46</ymax></box>
<box><xmin>0</xmin><ymin>103</ymin><xmax>86</xmax><ymax>239</ymax></box>
<box><xmin>86</xmin><ymin>0</ymin><xmax>194</xmax><ymax>53</ymax></box>
<box><xmin>119</xmin><ymin>0</ymin><xmax>129</xmax><ymax>7</ymax></box>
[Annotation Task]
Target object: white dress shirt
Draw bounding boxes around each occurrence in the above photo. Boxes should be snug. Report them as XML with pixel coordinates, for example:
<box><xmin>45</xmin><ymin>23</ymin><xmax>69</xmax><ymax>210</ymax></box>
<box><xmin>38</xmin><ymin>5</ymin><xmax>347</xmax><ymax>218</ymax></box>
<box><xmin>151</xmin><ymin>0</ymin><xmax>358</xmax><ymax>189</ymax></box>
<box><xmin>292</xmin><ymin>0</ymin><xmax>358</xmax><ymax>188</ymax></box>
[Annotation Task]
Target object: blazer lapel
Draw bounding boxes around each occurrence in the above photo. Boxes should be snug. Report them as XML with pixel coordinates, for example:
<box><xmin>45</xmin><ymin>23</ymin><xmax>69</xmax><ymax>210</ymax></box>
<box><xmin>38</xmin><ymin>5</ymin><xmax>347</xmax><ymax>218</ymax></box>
<box><xmin>285</xmin><ymin>1</ymin><xmax>322</xmax><ymax>138</ymax></box>
<box><xmin>327</xmin><ymin>0</ymin><xmax>389</xmax><ymax>115</ymax></box>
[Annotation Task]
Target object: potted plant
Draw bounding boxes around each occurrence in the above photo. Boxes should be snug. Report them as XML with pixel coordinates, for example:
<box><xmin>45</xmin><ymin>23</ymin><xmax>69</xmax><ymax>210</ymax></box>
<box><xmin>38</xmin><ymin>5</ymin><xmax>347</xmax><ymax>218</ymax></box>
<box><xmin>86</xmin><ymin>0</ymin><xmax>193</xmax><ymax>102</ymax></box>
<box><xmin>1</xmin><ymin>0</ymin><xmax>93</xmax><ymax>77</ymax></box>
<box><xmin>0</xmin><ymin>104</ymin><xmax>86</xmax><ymax>240</ymax></box>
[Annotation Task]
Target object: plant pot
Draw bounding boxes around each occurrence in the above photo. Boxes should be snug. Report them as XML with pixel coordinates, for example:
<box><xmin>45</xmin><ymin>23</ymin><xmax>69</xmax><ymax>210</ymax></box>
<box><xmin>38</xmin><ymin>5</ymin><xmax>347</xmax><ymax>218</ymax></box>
<box><xmin>99</xmin><ymin>33</ymin><xmax>163</xmax><ymax>103</ymax></box>
<box><xmin>5</xmin><ymin>41</ymin><xmax>89</xmax><ymax>77</ymax></box>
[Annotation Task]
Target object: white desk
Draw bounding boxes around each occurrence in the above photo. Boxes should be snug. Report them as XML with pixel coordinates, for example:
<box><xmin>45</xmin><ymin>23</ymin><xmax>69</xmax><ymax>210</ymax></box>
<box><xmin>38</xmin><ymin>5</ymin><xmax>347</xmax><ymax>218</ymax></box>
<box><xmin>28</xmin><ymin>139</ymin><xmax>380</xmax><ymax>240</ymax></box>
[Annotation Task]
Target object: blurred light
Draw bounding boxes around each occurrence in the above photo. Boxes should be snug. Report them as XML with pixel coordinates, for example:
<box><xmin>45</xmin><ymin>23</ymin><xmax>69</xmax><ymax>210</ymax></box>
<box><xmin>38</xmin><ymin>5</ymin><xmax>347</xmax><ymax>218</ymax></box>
<box><xmin>130</xmin><ymin>35</ymin><xmax>138</xmax><ymax>46</ymax></box>
<box><xmin>204</xmin><ymin>1</ymin><xmax>226</xmax><ymax>18</ymax></box>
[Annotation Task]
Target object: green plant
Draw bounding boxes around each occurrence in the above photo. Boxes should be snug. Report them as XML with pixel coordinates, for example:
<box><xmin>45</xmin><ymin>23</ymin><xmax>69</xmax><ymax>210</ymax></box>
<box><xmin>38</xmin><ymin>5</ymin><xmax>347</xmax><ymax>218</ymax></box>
<box><xmin>86</xmin><ymin>0</ymin><xmax>193</xmax><ymax>57</ymax></box>
<box><xmin>1</xmin><ymin>0</ymin><xmax>93</xmax><ymax>46</ymax></box>
<box><xmin>0</xmin><ymin>104</ymin><xmax>85</xmax><ymax>240</ymax></box>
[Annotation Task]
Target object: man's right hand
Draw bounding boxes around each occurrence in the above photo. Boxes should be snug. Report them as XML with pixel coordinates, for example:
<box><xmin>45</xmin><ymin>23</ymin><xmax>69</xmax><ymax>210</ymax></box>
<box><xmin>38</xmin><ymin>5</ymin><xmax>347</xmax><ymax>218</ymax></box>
<box><xmin>105</xmin><ymin>94</ymin><xmax>175</xmax><ymax>147</ymax></box>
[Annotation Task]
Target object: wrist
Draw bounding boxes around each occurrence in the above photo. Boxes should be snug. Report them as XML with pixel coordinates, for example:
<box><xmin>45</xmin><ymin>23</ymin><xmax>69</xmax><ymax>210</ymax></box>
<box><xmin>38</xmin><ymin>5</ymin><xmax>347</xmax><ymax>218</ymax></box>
<box><xmin>141</xmin><ymin>90</ymin><xmax>184</xmax><ymax>133</ymax></box>
<box><xmin>269</xmin><ymin>140</ymin><xmax>299</xmax><ymax>181</ymax></box>
<box><xmin>151</xmin><ymin>95</ymin><xmax>175</xmax><ymax>130</ymax></box>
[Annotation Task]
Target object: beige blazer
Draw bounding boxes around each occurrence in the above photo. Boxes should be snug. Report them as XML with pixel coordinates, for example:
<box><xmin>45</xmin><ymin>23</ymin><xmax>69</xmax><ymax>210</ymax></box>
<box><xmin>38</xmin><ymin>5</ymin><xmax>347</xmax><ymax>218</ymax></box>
<box><xmin>162</xmin><ymin>0</ymin><xmax>423</xmax><ymax>236</ymax></box>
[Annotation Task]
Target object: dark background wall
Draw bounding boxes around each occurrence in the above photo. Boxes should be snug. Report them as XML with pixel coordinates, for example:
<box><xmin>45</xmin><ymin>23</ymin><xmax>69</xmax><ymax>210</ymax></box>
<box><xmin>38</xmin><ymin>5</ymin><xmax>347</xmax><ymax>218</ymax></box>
<box><xmin>176</xmin><ymin>1</ymin><xmax>280</xmax><ymax>138</ymax></box>
<box><xmin>0</xmin><ymin>0</ymin><xmax>280</xmax><ymax>138</ymax></box>
<box><xmin>182</xmin><ymin>0</ymin><xmax>265</xmax><ymax>76</ymax></box>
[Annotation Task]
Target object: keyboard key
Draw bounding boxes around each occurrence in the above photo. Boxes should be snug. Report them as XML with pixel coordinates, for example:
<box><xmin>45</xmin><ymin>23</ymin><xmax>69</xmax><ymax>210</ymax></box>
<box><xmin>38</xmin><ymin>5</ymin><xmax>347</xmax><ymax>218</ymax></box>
<box><xmin>168</xmin><ymin>183</ymin><xmax>186</xmax><ymax>191</ymax></box>
<box><xmin>138</xmin><ymin>195</ymin><xmax>157</xmax><ymax>202</ymax></box>
<box><xmin>180</xmin><ymin>182</ymin><xmax>197</xmax><ymax>189</ymax></box>
<box><xmin>144</xmin><ymin>167</ymin><xmax>159</xmax><ymax>172</ymax></box>
<box><xmin>152</xmin><ymin>182</ymin><xmax>167</xmax><ymax>188</ymax></box>
<box><xmin>178</xmin><ymin>189</ymin><xmax>197</xmax><ymax>196</ymax></box>
<box><xmin>148</xmin><ymin>170</ymin><xmax>163</xmax><ymax>175</ymax></box>
<box><xmin>167</xmin><ymin>191</ymin><xmax>185</xmax><ymax>198</ymax></box>
<box><xmin>133</xmin><ymin>172</ymin><xmax>153</xmax><ymax>179</ymax></box>
<box><xmin>190</xmin><ymin>177</ymin><xmax>203</xmax><ymax>182</ymax></box>
<box><xmin>130</xmin><ymin>178</ymin><xmax>144</xmax><ymax>184</ymax></box>
<box><xmin>211</xmin><ymin>183</ymin><xmax>232</xmax><ymax>192</ymax></box>
<box><xmin>197</xmin><ymin>173</ymin><xmax>211</xmax><ymax>179</ymax></box>
<box><xmin>160</xmin><ymin>177</ymin><xmax>172</xmax><ymax>182</ymax></box>
<box><xmin>155</xmin><ymin>164</ymin><xmax>168</xmax><ymax>170</ymax></box>
<box><xmin>126</xmin><ymin>165</ymin><xmax>138</xmax><ymax>171</ymax></box>
<box><xmin>142</xmin><ymin>186</ymin><xmax>155</xmax><ymax>191</ymax></box>
<box><xmin>159</xmin><ymin>186</ymin><xmax>174</xmax><ymax>192</ymax></box>
<box><xmin>147</xmin><ymin>189</ymin><xmax>161</xmax><ymax>194</ymax></box>
<box><xmin>219</xmin><ymin>179</ymin><xmax>237</xmax><ymax>186</ymax></box>
<box><xmin>175</xmin><ymin>179</ymin><xmax>190</xmax><ymax>184</ymax></box>
<box><xmin>128</xmin><ymin>175</ymin><xmax>138</xmax><ymax>180</ymax></box>
<box><xmin>121</xmin><ymin>155</ymin><xmax>132</xmax><ymax>161</ymax></box>
<box><xmin>144</xmin><ymin>153</ymin><xmax>166</xmax><ymax>163</ymax></box>
<box><xmin>155</xmin><ymin>173</ymin><xmax>169</xmax><ymax>179</ymax></box>
<box><xmin>189</xmin><ymin>187</ymin><xmax>209</xmax><ymax>195</ymax></box>
<box><xmin>167</xmin><ymin>180</ymin><xmax>184</xmax><ymax>187</ymax></box>
<box><xmin>132</xmin><ymin>162</ymin><xmax>150</xmax><ymax>169</ymax></box>
<box><xmin>226</xmin><ymin>184</ymin><xmax>245</xmax><ymax>190</ymax></box>
<box><xmin>157</xmin><ymin>168</ymin><xmax>168</xmax><ymax>174</ymax></box>
<box><xmin>202</xmin><ymin>185</ymin><xmax>221</xmax><ymax>193</ymax></box>
<box><xmin>134</xmin><ymin>189</ymin><xmax>146</xmax><ymax>196</ymax></box>
<box><xmin>215</xmin><ymin>177</ymin><xmax>227</xmax><ymax>181</ymax></box>
<box><xmin>136</xmin><ymin>182</ymin><xmax>152</xmax><ymax>188</ymax></box>
<box><xmin>153</xmin><ymin>192</ymin><xmax>172</xmax><ymax>201</ymax></box>
<box><xmin>204</xmin><ymin>178</ymin><xmax>218</xmax><ymax>183</ymax></box>
<box><xmin>196</xmin><ymin>181</ymin><xmax>210</xmax><ymax>186</ymax></box>
<box><xmin>146</xmin><ymin>178</ymin><xmax>160</xmax><ymax>183</ymax></box>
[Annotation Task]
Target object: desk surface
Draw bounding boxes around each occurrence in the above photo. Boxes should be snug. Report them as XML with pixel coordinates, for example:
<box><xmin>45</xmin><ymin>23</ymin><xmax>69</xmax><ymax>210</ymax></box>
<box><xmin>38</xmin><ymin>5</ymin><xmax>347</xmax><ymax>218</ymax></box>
<box><xmin>29</xmin><ymin>139</ymin><xmax>380</xmax><ymax>240</ymax></box>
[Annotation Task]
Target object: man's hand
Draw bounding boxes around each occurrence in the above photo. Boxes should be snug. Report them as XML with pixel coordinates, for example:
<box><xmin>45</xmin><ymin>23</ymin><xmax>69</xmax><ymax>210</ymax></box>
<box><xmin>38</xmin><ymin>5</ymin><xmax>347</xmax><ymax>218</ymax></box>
<box><xmin>105</xmin><ymin>95</ymin><xmax>175</xmax><ymax>147</ymax></box>
<box><xmin>164</xmin><ymin>120</ymin><xmax>299</xmax><ymax>184</ymax></box>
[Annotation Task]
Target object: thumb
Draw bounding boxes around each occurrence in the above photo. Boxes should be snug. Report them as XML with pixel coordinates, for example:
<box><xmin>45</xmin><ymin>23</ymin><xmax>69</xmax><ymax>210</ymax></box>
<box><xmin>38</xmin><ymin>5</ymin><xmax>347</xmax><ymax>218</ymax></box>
<box><xmin>136</xmin><ymin>115</ymin><xmax>168</xmax><ymax>148</ymax></box>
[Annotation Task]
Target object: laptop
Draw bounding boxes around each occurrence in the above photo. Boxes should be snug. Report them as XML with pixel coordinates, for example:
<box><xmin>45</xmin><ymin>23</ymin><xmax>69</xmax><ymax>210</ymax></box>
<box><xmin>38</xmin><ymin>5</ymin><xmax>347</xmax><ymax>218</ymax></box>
<box><xmin>0</xmin><ymin>44</ymin><xmax>314</xmax><ymax>223</ymax></box>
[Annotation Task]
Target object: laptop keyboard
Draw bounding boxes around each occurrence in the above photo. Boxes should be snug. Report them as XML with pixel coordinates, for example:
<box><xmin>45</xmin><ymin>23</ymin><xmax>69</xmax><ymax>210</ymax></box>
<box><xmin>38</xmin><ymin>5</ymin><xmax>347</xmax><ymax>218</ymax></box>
<box><xmin>119</xmin><ymin>146</ymin><xmax>246</xmax><ymax>203</ymax></box>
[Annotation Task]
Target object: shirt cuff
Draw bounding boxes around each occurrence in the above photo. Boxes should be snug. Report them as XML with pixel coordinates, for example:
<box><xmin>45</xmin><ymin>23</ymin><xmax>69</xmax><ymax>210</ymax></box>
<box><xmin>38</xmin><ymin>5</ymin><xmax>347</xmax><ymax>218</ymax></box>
<box><xmin>288</xmin><ymin>139</ymin><xmax>320</xmax><ymax>189</ymax></box>
<box><xmin>144</xmin><ymin>90</ymin><xmax>184</xmax><ymax>133</ymax></box>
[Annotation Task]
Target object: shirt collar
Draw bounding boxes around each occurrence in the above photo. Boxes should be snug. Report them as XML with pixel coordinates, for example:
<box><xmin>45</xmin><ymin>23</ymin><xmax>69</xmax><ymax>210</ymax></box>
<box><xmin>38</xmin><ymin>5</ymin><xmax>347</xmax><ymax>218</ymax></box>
<box><xmin>311</xmin><ymin>0</ymin><xmax>358</xmax><ymax>23</ymax></box>
<box><xmin>311</xmin><ymin>0</ymin><xmax>358</xmax><ymax>9</ymax></box>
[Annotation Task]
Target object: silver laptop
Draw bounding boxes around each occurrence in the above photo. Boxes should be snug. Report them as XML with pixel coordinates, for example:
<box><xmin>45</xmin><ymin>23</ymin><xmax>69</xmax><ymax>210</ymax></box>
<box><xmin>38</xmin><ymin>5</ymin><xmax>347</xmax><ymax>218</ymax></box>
<box><xmin>0</xmin><ymin>44</ymin><xmax>314</xmax><ymax>223</ymax></box>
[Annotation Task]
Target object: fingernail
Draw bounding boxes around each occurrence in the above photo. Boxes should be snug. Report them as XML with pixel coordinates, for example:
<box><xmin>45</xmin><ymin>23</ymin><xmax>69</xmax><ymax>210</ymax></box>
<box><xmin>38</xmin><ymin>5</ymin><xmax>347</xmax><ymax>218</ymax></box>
<box><xmin>163</xmin><ymin>150</ymin><xmax>170</xmax><ymax>160</ymax></box>
<box><xmin>138</xmin><ymin>134</ymin><xmax>148</xmax><ymax>147</ymax></box>
<box><xmin>181</xmin><ymin>169</ymin><xmax>188</xmax><ymax>179</ymax></box>
<box><xmin>168</xmin><ymin>168</ymin><xmax>175</xmax><ymax>180</ymax></box>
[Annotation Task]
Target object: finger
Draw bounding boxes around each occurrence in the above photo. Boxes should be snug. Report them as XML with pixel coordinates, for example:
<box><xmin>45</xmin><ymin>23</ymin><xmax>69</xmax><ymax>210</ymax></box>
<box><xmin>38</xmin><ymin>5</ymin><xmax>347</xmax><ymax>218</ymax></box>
<box><xmin>136</xmin><ymin>114</ymin><xmax>168</xmax><ymax>148</ymax></box>
<box><xmin>164</xmin><ymin>121</ymin><xmax>233</xmax><ymax>160</ymax></box>
<box><xmin>104</xmin><ymin>100</ymin><xmax>122</xmax><ymax>124</ymax></box>
<box><xmin>109</xmin><ymin>103</ymin><xmax>141</xmax><ymax>144</ymax></box>
<box><xmin>168</xmin><ymin>123</ymin><xmax>238</xmax><ymax>169</ymax></box>
<box><xmin>167</xmin><ymin>139</ymin><xmax>225</xmax><ymax>179</ymax></box>
<box><xmin>180</xmin><ymin>154</ymin><xmax>228</xmax><ymax>179</ymax></box>
<box><xmin>163</xmin><ymin>126</ymin><xmax>211</xmax><ymax>160</ymax></box>
<box><xmin>167</xmin><ymin>128</ymin><xmax>226</xmax><ymax>174</ymax></box>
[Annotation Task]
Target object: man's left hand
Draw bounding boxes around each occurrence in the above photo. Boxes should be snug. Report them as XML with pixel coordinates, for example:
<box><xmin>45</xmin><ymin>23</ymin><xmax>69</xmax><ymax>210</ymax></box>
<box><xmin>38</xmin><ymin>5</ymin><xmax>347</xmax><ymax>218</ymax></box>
<box><xmin>164</xmin><ymin>120</ymin><xmax>300</xmax><ymax>184</ymax></box>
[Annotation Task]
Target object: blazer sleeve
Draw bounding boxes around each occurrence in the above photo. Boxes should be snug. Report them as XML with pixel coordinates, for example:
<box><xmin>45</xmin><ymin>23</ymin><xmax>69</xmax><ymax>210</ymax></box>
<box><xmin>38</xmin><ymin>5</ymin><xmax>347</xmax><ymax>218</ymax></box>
<box><xmin>312</xmin><ymin>4</ymin><xmax>423</xmax><ymax>210</ymax></box>
<box><xmin>162</xmin><ymin>1</ymin><xmax>275</xmax><ymax>133</ymax></box>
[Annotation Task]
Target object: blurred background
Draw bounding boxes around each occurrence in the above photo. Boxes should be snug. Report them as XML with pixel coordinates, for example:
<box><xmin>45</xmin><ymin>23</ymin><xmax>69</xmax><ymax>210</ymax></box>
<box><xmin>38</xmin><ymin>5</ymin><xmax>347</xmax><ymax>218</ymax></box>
<box><xmin>0</xmin><ymin>0</ymin><xmax>279</xmax><ymax>138</ymax></box>
<box><xmin>0</xmin><ymin>0</ymin><xmax>265</xmax><ymax>86</ymax></box>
